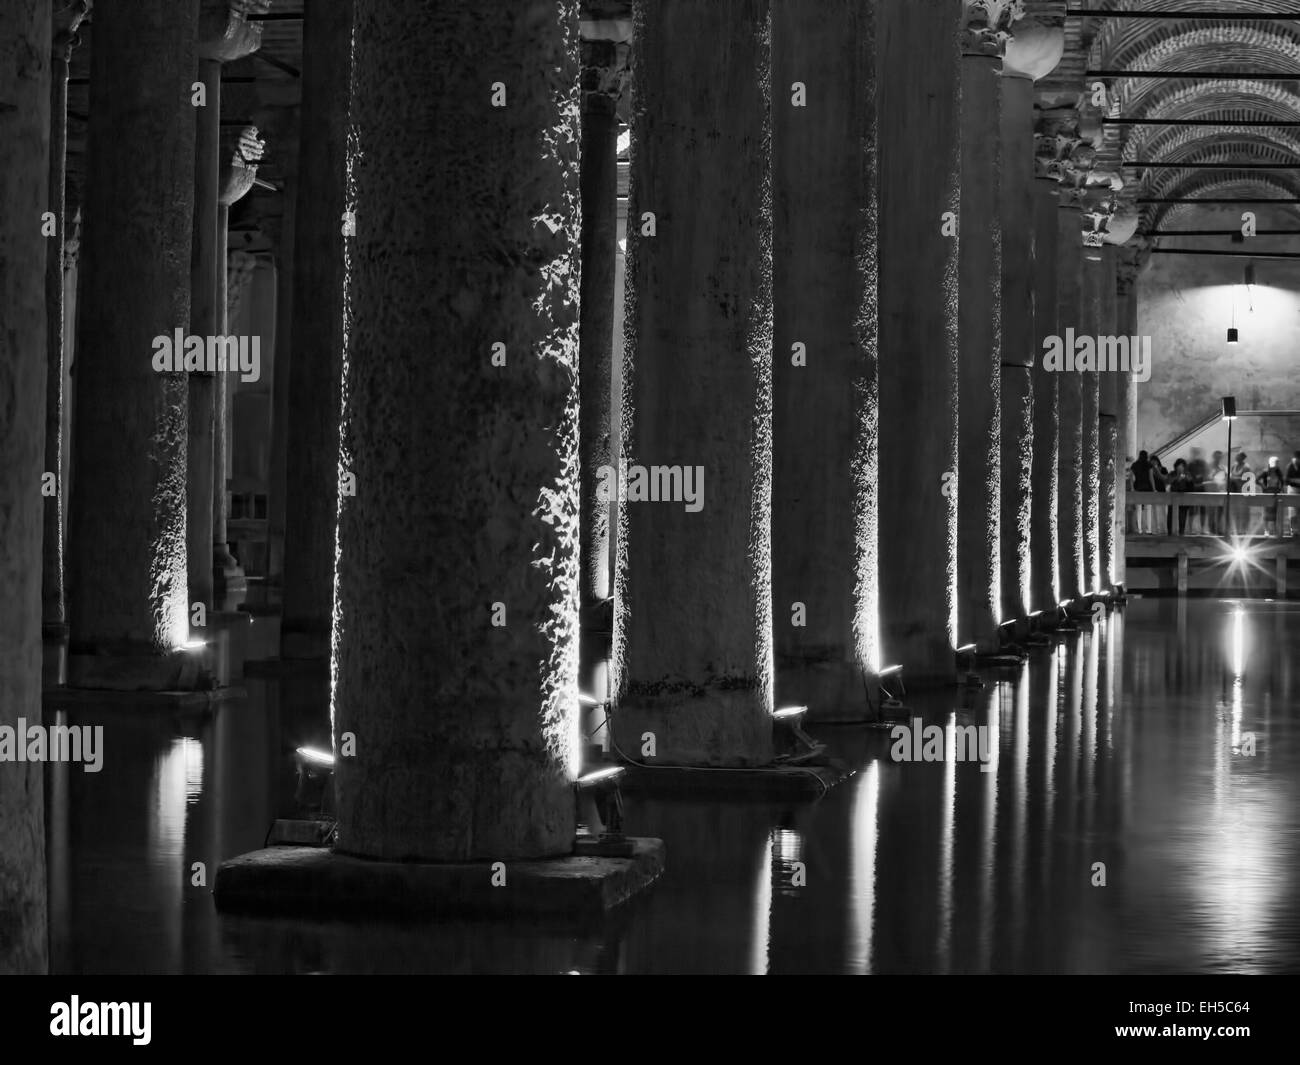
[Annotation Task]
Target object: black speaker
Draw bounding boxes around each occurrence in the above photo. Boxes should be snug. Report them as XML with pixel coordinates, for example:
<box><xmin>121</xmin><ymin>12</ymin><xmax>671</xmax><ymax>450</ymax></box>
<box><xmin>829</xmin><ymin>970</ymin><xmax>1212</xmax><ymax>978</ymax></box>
<box><xmin>1222</xmin><ymin>396</ymin><xmax>1237</xmax><ymax>420</ymax></box>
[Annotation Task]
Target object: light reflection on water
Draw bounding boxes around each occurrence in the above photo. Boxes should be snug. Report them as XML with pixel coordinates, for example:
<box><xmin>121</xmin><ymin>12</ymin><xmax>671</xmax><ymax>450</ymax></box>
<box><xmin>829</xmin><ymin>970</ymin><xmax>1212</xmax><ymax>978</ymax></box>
<box><xmin>46</xmin><ymin>599</ymin><xmax>1300</xmax><ymax>974</ymax></box>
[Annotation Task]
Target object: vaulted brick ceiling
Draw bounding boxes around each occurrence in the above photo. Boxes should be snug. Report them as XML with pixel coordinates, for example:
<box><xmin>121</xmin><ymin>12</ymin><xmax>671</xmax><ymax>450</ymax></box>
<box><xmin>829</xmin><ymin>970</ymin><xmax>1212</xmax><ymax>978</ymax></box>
<box><xmin>1031</xmin><ymin>0</ymin><xmax>1300</xmax><ymax>240</ymax></box>
<box><xmin>62</xmin><ymin>1</ymin><xmax>1300</xmax><ymax>257</ymax></box>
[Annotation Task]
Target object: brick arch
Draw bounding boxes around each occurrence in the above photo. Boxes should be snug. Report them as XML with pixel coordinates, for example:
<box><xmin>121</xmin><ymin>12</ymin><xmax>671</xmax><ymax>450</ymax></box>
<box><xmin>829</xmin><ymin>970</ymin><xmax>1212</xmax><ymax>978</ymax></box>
<box><xmin>1120</xmin><ymin>83</ymin><xmax>1300</xmax><ymax>163</ymax></box>
<box><xmin>1142</xmin><ymin>174</ymin><xmax>1300</xmax><ymax>232</ymax></box>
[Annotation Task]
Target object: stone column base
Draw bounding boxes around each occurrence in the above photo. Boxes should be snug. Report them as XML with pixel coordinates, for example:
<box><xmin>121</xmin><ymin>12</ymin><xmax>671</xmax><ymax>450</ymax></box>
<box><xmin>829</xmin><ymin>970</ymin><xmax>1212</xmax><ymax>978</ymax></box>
<box><xmin>775</xmin><ymin>659</ymin><xmax>872</xmax><ymax>723</ymax></box>
<box><xmin>280</xmin><ymin>621</ymin><xmax>331</xmax><ymax>661</ymax></box>
<box><xmin>67</xmin><ymin>646</ymin><xmax>213</xmax><ymax>691</ymax></box>
<box><xmin>214</xmin><ymin>838</ymin><xmax>665</xmax><ymax>920</ymax></box>
<box><xmin>612</xmin><ymin>688</ymin><xmax>773</xmax><ymax>767</ymax></box>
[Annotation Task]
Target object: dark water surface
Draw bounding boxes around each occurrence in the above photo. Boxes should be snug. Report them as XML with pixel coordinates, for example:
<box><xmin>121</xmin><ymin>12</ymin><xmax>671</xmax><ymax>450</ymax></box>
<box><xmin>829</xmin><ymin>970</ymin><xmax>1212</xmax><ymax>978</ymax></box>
<box><xmin>46</xmin><ymin>598</ymin><xmax>1300</xmax><ymax>974</ymax></box>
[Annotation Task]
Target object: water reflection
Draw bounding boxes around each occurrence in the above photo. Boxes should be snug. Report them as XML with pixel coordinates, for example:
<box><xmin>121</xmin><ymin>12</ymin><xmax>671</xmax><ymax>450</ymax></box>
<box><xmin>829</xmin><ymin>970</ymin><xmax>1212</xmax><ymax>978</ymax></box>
<box><xmin>45</xmin><ymin>599</ymin><xmax>1300</xmax><ymax>973</ymax></box>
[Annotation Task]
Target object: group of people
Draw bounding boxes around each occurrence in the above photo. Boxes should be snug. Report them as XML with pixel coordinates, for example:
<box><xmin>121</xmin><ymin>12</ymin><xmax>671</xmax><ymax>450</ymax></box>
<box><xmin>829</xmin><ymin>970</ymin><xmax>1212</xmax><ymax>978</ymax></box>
<box><xmin>1128</xmin><ymin>448</ymin><xmax>1300</xmax><ymax>537</ymax></box>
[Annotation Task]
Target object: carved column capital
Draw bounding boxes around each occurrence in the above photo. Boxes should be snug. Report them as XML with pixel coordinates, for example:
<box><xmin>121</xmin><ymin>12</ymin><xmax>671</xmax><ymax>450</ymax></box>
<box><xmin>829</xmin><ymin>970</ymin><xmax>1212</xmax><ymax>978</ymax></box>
<box><xmin>62</xmin><ymin>207</ymin><xmax>82</xmax><ymax>274</ymax></box>
<box><xmin>962</xmin><ymin>0</ymin><xmax>1025</xmax><ymax>57</ymax></box>
<box><xmin>580</xmin><ymin>38</ymin><xmax>630</xmax><ymax>107</ymax></box>
<box><xmin>1034</xmin><ymin>108</ymin><xmax>1095</xmax><ymax>184</ymax></box>
<box><xmin>198</xmin><ymin>0</ymin><xmax>273</xmax><ymax>63</ymax></box>
<box><xmin>53</xmin><ymin>1</ymin><xmax>91</xmax><ymax>64</ymax></box>
<box><xmin>1116</xmin><ymin>254</ymin><xmax>1141</xmax><ymax>295</ymax></box>
<box><xmin>218</xmin><ymin>125</ymin><xmax>266</xmax><ymax>206</ymax></box>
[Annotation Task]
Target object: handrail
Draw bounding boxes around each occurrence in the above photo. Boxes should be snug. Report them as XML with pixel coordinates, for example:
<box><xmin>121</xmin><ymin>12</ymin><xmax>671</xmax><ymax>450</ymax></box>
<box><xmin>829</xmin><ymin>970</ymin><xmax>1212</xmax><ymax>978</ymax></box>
<box><xmin>1149</xmin><ymin>409</ymin><xmax>1300</xmax><ymax>461</ymax></box>
<box><xmin>1127</xmin><ymin>490</ymin><xmax>1300</xmax><ymax>507</ymax></box>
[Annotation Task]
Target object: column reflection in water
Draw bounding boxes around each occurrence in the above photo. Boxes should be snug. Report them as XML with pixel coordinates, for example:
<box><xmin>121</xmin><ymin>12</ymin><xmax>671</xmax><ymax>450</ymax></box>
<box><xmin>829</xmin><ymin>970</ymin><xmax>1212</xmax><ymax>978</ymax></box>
<box><xmin>848</xmin><ymin>761</ymin><xmax>880</xmax><ymax>974</ymax></box>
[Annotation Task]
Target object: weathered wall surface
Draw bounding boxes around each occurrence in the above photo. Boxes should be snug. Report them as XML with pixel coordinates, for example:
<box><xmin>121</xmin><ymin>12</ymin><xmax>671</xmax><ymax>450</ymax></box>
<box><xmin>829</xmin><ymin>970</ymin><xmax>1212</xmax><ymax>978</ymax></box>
<box><xmin>1138</xmin><ymin>205</ymin><xmax>1300</xmax><ymax>456</ymax></box>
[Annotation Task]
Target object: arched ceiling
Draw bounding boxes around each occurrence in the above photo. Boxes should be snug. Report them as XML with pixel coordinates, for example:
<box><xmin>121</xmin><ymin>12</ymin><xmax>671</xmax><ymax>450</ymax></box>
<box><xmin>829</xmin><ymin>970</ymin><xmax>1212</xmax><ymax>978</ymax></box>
<box><xmin>1027</xmin><ymin>0</ymin><xmax>1300</xmax><ymax>255</ymax></box>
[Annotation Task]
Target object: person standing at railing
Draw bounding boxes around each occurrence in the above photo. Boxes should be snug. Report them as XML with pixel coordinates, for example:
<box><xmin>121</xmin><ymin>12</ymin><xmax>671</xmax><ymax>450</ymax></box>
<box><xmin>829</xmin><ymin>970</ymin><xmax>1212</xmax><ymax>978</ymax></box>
<box><xmin>1209</xmin><ymin>451</ymin><xmax>1227</xmax><ymax>536</ymax></box>
<box><xmin>1188</xmin><ymin>447</ymin><xmax>1208</xmax><ymax>535</ymax></box>
<box><xmin>1170</xmin><ymin>458</ymin><xmax>1193</xmax><ymax>536</ymax></box>
<box><xmin>1230</xmin><ymin>452</ymin><xmax>1253</xmax><ymax>535</ymax></box>
<box><xmin>1131</xmin><ymin>450</ymin><xmax>1154</xmax><ymax>534</ymax></box>
<box><xmin>1150</xmin><ymin>453</ymin><xmax>1170</xmax><ymax>534</ymax></box>
<box><xmin>1261</xmin><ymin>456</ymin><xmax>1285</xmax><ymax>538</ymax></box>
<box><xmin>1285</xmin><ymin>451</ymin><xmax>1300</xmax><ymax>537</ymax></box>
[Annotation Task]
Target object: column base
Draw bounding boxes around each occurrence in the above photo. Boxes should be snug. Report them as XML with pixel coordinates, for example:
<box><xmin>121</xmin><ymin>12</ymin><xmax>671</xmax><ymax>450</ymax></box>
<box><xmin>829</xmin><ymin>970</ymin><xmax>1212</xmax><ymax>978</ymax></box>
<box><xmin>213</xmin><ymin>837</ymin><xmax>665</xmax><ymax>919</ymax></box>
<box><xmin>279</xmin><ymin>621</ymin><xmax>331</xmax><ymax>661</ymax></box>
<box><xmin>67</xmin><ymin>646</ymin><xmax>215</xmax><ymax>692</ymax></box>
<box><xmin>775</xmin><ymin>658</ymin><xmax>870</xmax><ymax>723</ymax></box>
<box><xmin>213</xmin><ymin>545</ymin><xmax>247</xmax><ymax>602</ymax></box>
<box><xmin>612</xmin><ymin>687</ymin><xmax>773</xmax><ymax>767</ymax></box>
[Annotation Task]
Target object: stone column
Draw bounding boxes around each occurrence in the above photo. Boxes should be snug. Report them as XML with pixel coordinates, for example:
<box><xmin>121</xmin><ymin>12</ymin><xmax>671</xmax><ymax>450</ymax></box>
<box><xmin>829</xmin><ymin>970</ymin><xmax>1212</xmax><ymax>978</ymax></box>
<box><xmin>281</xmin><ymin>0</ymin><xmax>354</xmax><ymax>659</ymax></box>
<box><xmin>999</xmin><ymin>18</ymin><xmax>1061</xmax><ymax>623</ymax></box>
<box><xmin>1081</xmin><ymin>250</ymin><xmax>1102</xmax><ymax>594</ymax></box>
<box><xmin>877</xmin><ymin>0</ymin><xmax>961</xmax><ymax>682</ymax></box>
<box><xmin>333</xmin><ymin>0</ymin><xmax>583</xmax><ymax>858</ymax></box>
<box><xmin>66</xmin><ymin>0</ymin><xmax>198</xmax><ymax>688</ymax></box>
<box><xmin>188</xmin><ymin>57</ymin><xmax>220</xmax><ymax>612</ymax></box>
<box><xmin>575</xmin><ymin>32</ymin><xmax>626</xmax><ymax>708</ymax></box>
<box><xmin>42</xmin><ymin>3</ymin><xmax>89</xmax><ymax>643</ymax></box>
<box><xmin>771</xmin><ymin>0</ymin><xmax>878</xmax><ymax>718</ymax></box>
<box><xmin>194</xmin><ymin>4</ymin><xmax>269</xmax><ymax>607</ymax></box>
<box><xmin>264</xmin><ymin>171</ymin><xmax>293</xmax><ymax>593</ymax></box>
<box><xmin>0</xmin><ymin>0</ymin><xmax>51</xmax><ymax>974</ymax></box>
<box><xmin>213</xmin><ymin>128</ymin><xmax>265</xmax><ymax>602</ymax></box>
<box><xmin>1116</xmin><ymin>258</ymin><xmax>1138</xmax><ymax>587</ymax></box>
<box><xmin>1097</xmin><ymin>246</ymin><xmax>1118</xmax><ymax>590</ymax></box>
<box><xmin>613</xmin><ymin>0</ymin><xmax>775</xmax><ymax>763</ymax></box>
<box><xmin>1030</xmin><ymin>174</ymin><xmax>1060</xmax><ymax>610</ymax></box>
<box><xmin>955</xmin><ymin>5</ymin><xmax>1008</xmax><ymax>647</ymax></box>
<box><xmin>1056</xmin><ymin>201</ymin><xmax>1084</xmax><ymax>602</ymax></box>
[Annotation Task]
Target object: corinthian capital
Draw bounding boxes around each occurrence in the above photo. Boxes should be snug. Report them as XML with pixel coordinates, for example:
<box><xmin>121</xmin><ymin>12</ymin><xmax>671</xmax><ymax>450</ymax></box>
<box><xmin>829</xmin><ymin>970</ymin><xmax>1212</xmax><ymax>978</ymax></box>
<box><xmin>53</xmin><ymin>0</ymin><xmax>91</xmax><ymax>64</ymax></box>
<box><xmin>1034</xmin><ymin>108</ymin><xmax>1095</xmax><ymax>184</ymax></box>
<box><xmin>580</xmin><ymin>38</ymin><xmax>630</xmax><ymax>105</ymax></box>
<box><xmin>962</xmin><ymin>0</ymin><xmax>1025</xmax><ymax>57</ymax></box>
<box><xmin>198</xmin><ymin>0</ymin><xmax>273</xmax><ymax>63</ymax></box>
<box><xmin>218</xmin><ymin>126</ymin><xmax>266</xmax><ymax>207</ymax></box>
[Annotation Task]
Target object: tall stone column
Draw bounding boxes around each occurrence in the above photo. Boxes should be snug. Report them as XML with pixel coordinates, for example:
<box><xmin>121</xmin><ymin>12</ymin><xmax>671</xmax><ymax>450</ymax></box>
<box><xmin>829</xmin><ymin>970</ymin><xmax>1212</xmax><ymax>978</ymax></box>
<box><xmin>264</xmin><ymin>170</ymin><xmax>294</xmax><ymax>594</ymax></box>
<box><xmin>66</xmin><ymin>0</ymin><xmax>198</xmax><ymax>688</ymax></box>
<box><xmin>877</xmin><ymin>0</ymin><xmax>961</xmax><ymax>682</ymax></box>
<box><xmin>213</xmin><ymin>126</ymin><xmax>264</xmax><ymax>602</ymax></box>
<box><xmin>333</xmin><ymin>0</ymin><xmax>583</xmax><ymax>858</ymax></box>
<box><xmin>999</xmin><ymin>19</ymin><xmax>1060</xmax><ymax>623</ymax></box>
<box><xmin>42</xmin><ymin>3</ymin><xmax>89</xmax><ymax>643</ymax></box>
<box><xmin>1081</xmin><ymin>250</ymin><xmax>1102</xmax><ymax>594</ymax></box>
<box><xmin>189</xmin><ymin>4</ymin><xmax>269</xmax><ymax>611</ymax></box>
<box><xmin>999</xmin><ymin>72</ymin><xmax>1031</xmax><ymax>628</ymax></box>
<box><xmin>612</xmin><ymin>0</ymin><xmax>775</xmax><ymax>763</ymax></box>
<box><xmin>1030</xmin><ymin>174</ymin><xmax>1060</xmax><ymax>610</ymax></box>
<box><xmin>0</xmin><ymin>0</ymin><xmax>51</xmax><ymax>974</ymax></box>
<box><xmin>188</xmin><ymin>57</ymin><xmax>220</xmax><ymax>612</ymax></box>
<box><xmin>1097</xmin><ymin>246</ymin><xmax>1118</xmax><ymax>590</ymax></box>
<box><xmin>1056</xmin><ymin>200</ymin><xmax>1084</xmax><ymax>602</ymax></box>
<box><xmin>1116</xmin><ymin>258</ymin><xmax>1139</xmax><ymax>587</ymax></box>
<box><xmin>955</xmin><ymin>5</ymin><xmax>1008</xmax><ymax>648</ymax></box>
<box><xmin>575</xmin><ymin>33</ymin><xmax>626</xmax><ymax>707</ymax></box>
<box><xmin>281</xmin><ymin>0</ymin><xmax>354</xmax><ymax>659</ymax></box>
<box><xmin>772</xmin><ymin>0</ymin><xmax>878</xmax><ymax>719</ymax></box>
